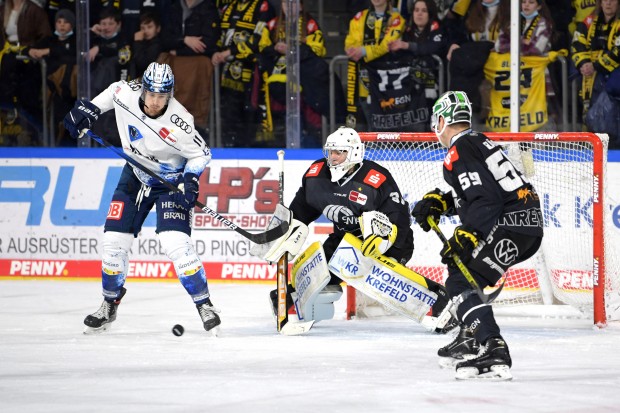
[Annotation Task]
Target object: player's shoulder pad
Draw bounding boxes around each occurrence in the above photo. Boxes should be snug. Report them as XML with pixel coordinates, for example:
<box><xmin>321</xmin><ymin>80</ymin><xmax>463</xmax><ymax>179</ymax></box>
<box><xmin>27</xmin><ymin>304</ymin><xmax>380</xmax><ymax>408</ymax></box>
<box><xmin>360</xmin><ymin>160</ymin><xmax>389</xmax><ymax>189</ymax></box>
<box><xmin>304</xmin><ymin>159</ymin><xmax>328</xmax><ymax>178</ymax></box>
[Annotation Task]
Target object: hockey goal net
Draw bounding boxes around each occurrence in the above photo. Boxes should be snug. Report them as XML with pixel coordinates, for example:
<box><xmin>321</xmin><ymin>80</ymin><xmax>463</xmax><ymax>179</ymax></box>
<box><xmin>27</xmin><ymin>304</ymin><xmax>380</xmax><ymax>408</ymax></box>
<box><xmin>348</xmin><ymin>132</ymin><xmax>620</xmax><ymax>326</ymax></box>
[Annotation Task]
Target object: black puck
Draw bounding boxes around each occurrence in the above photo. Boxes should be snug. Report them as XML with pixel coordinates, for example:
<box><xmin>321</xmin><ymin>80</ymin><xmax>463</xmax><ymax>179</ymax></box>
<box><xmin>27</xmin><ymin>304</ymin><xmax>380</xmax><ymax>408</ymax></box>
<box><xmin>172</xmin><ymin>324</ymin><xmax>184</xmax><ymax>336</ymax></box>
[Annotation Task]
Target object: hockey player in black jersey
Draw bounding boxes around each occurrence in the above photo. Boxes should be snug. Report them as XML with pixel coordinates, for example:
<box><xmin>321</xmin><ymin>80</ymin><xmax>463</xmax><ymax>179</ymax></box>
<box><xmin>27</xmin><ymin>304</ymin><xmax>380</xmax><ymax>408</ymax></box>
<box><xmin>252</xmin><ymin>126</ymin><xmax>454</xmax><ymax>330</ymax></box>
<box><xmin>411</xmin><ymin>91</ymin><xmax>543</xmax><ymax>380</ymax></box>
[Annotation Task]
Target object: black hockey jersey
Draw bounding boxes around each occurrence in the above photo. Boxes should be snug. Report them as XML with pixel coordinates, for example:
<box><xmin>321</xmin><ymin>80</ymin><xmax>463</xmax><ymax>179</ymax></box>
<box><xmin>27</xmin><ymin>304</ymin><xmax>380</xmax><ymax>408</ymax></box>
<box><xmin>443</xmin><ymin>130</ymin><xmax>543</xmax><ymax>238</ymax></box>
<box><xmin>289</xmin><ymin>159</ymin><xmax>413</xmax><ymax>251</ymax></box>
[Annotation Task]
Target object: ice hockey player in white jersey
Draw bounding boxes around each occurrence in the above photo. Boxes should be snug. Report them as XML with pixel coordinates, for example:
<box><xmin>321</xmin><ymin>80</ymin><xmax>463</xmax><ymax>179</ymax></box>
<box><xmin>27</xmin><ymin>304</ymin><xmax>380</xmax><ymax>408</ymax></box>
<box><xmin>63</xmin><ymin>62</ymin><xmax>220</xmax><ymax>335</ymax></box>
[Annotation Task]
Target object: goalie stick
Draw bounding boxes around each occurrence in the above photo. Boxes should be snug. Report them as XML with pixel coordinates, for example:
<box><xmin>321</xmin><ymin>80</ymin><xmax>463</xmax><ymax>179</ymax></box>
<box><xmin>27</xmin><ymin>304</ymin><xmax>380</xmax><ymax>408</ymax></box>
<box><xmin>427</xmin><ymin>217</ymin><xmax>505</xmax><ymax>304</ymax></box>
<box><xmin>274</xmin><ymin>150</ymin><xmax>315</xmax><ymax>335</ymax></box>
<box><xmin>81</xmin><ymin>129</ymin><xmax>289</xmax><ymax>244</ymax></box>
<box><xmin>276</xmin><ymin>149</ymin><xmax>289</xmax><ymax>332</ymax></box>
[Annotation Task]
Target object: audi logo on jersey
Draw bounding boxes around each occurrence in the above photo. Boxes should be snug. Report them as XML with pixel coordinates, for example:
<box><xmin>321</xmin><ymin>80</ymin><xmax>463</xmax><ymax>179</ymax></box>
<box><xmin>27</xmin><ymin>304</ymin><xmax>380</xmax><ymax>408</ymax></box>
<box><xmin>170</xmin><ymin>114</ymin><xmax>192</xmax><ymax>133</ymax></box>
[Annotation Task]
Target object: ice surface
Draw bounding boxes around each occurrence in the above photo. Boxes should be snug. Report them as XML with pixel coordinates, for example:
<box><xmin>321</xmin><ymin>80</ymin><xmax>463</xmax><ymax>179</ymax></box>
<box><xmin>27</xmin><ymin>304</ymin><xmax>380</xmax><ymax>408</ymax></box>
<box><xmin>1</xmin><ymin>280</ymin><xmax>619</xmax><ymax>413</ymax></box>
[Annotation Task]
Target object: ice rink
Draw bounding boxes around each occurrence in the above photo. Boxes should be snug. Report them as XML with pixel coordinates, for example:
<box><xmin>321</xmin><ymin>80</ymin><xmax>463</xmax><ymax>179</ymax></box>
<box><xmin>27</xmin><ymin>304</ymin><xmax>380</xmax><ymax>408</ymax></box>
<box><xmin>1</xmin><ymin>279</ymin><xmax>619</xmax><ymax>413</ymax></box>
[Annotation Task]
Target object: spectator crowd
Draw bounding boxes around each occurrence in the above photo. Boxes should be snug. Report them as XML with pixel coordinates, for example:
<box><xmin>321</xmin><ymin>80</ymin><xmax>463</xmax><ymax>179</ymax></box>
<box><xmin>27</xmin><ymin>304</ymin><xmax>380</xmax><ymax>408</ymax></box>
<box><xmin>0</xmin><ymin>0</ymin><xmax>619</xmax><ymax>149</ymax></box>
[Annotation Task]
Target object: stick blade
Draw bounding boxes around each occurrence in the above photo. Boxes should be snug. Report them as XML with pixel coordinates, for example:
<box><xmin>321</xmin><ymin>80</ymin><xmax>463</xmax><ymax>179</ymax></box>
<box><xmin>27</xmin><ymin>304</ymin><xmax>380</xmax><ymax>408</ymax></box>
<box><xmin>279</xmin><ymin>320</ymin><xmax>315</xmax><ymax>336</ymax></box>
<box><xmin>248</xmin><ymin>221</ymin><xmax>290</xmax><ymax>244</ymax></box>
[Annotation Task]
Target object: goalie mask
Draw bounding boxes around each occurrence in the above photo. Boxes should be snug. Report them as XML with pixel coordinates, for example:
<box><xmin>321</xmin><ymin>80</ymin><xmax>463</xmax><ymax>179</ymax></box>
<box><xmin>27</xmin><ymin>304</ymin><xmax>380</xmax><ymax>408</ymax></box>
<box><xmin>430</xmin><ymin>91</ymin><xmax>472</xmax><ymax>142</ymax></box>
<box><xmin>323</xmin><ymin>127</ymin><xmax>365</xmax><ymax>182</ymax></box>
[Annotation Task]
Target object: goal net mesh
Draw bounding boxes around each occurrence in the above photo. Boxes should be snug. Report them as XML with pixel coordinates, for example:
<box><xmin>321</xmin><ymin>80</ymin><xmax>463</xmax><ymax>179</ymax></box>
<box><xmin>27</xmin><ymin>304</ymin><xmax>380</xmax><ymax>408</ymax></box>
<box><xmin>354</xmin><ymin>132</ymin><xmax>620</xmax><ymax>323</ymax></box>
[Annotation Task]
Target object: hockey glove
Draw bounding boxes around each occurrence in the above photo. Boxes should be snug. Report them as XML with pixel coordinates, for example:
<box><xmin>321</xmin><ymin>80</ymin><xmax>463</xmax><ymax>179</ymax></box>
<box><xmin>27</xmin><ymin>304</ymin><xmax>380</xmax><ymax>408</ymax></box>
<box><xmin>359</xmin><ymin>211</ymin><xmax>398</xmax><ymax>257</ymax></box>
<box><xmin>440</xmin><ymin>225</ymin><xmax>481</xmax><ymax>266</ymax></box>
<box><xmin>323</xmin><ymin>204</ymin><xmax>358</xmax><ymax>230</ymax></box>
<box><xmin>173</xmin><ymin>173</ymin><xmax>200</xmax><ymax>210</ymax></box>
<box><xmin>411</xmin><ymin>188</ymin><xmax>454</xmax><ymax>232</ymax></box>
<box><xmin>63</xmin><ymin>100</ymin><xmax>100</xmax><ymax>139</ymax></box>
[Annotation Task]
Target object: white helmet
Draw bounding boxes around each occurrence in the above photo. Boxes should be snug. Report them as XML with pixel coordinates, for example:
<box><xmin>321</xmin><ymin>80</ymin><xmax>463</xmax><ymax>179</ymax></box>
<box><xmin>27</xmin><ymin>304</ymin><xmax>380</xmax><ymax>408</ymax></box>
<box><xmin>323</xmin><ymin>127</ymin><xmax>365</xmax><ymax>182</ymax></box>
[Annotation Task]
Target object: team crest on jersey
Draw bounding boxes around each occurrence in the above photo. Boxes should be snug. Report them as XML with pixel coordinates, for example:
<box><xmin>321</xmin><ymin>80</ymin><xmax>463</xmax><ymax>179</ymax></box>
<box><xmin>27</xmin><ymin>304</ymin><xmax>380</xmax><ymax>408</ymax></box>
<box><xmin>128</xmin><ymin>125</ymin><xmax>144</xmax><ymax>142</ymax></box>
<box><xmin>444</xmin><ymin>147</ymin><xmax>459</xmax><ymax>171</ymax></box>
<box><xmin>349</xmin><ymin>190</ymin><xmax>367</xmax><ymax>205</ymax></box>
<box><xmin>363</xmin><ymin>170</ymin><xmax>386</xmax><ymax>188</ymax></box>
<box><xmin>305</xmin><ymin>162</ymin><xmax>324</xmax><ymax>177</ymax></box>
<box><xmin>107</xmin><ymin>201</ymin><xmax>124</xmax><ymax>220</ymax></box>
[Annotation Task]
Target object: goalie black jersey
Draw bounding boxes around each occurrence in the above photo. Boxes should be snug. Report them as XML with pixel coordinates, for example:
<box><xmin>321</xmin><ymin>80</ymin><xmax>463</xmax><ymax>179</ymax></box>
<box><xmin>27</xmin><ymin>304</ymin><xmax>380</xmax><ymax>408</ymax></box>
<box><xmin>289</xmin><ymin>159</ymin><xmax>413</xmax><ymax>251</ymax></box>
<box><xmin>443</xmin><ymin>130</ymin><xmax>544</xmax><ymax>238</ymax></box>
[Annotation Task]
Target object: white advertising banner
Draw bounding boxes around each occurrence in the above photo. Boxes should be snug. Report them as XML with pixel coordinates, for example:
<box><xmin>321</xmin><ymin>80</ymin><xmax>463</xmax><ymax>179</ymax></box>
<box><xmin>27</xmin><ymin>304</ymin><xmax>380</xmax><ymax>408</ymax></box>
<box><xmin>1</xmin><ymin>148</ymin><xmax>619</xmax><ymax>283</ymax></box>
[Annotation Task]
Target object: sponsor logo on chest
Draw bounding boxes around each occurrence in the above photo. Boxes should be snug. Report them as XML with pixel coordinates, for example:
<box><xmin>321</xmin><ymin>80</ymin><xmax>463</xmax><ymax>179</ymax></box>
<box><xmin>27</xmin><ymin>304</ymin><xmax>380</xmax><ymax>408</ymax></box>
<box><xmin>349</xmin><ymin>190</ymin><xmax>367</xmax><ymax>205</ymax></box>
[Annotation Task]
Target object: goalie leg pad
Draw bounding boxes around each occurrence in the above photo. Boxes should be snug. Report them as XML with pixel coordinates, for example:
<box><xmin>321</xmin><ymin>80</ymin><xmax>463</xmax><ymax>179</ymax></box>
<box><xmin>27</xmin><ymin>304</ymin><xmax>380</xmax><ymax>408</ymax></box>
<box><xmin>160</xmin><ymin>230</ymin><xmax>210</xmax><ymax>304</ymax></box>
<box><xmin>330</xmin><ymin>233</ymin><xmax>437</xmax><ymax>322</ymax></box>
<box><xmin>101</xmin><ymin>231</ymin><xmax>133</xmax><ymax>300</ymax></box>
<box><xmin>291</xmin><ymin>242</ymin><xmax>331</xmax><ymax>321</ymax></box>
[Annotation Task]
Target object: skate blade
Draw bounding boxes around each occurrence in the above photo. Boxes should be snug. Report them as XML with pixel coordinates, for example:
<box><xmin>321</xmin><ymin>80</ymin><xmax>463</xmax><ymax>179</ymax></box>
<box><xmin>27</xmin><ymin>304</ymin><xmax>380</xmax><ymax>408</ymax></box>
<box><xmin>83</xmin><ymin>323</ymin><xmax>112</xmax><ymax>335</ymax></box>
<box><xmin>455</xmin><ymin>365</ymin><xmax>512</xmax><ymax>381</ymax></box>
<box><xmin>279</xmin><ymin>320</ymin><xmax>315</xmax><ymax>336</ymax></box>
<box><xmin>207</xmin><ymin>325</ymin><xmax>221</xmax><ymax>337</ymax></box>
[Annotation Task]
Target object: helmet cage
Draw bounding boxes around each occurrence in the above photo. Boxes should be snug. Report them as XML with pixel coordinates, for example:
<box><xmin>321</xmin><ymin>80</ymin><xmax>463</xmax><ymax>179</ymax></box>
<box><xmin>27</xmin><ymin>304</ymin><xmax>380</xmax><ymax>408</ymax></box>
<box><xmin>323</xmin><ymin>127</ymin><xmax>365</xmax><ymax>181</ymax></box>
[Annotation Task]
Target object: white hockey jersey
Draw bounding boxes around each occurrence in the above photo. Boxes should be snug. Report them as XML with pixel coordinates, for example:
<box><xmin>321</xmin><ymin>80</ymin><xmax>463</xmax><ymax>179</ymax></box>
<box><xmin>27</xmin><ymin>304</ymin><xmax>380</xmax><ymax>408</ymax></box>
<box><xmin>91</xmin><ymin>79</ymin><xmax>211</xmax><ymax>186</ymax></box>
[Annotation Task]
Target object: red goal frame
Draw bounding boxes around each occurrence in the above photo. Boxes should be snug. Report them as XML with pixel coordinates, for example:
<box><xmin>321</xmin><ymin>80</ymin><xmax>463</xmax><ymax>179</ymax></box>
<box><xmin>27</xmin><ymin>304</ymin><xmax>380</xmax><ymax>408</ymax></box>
<box><xmin>356</xmin><ymin>132</ymin><xmax>608</xmax><ymax>326</ymax></box>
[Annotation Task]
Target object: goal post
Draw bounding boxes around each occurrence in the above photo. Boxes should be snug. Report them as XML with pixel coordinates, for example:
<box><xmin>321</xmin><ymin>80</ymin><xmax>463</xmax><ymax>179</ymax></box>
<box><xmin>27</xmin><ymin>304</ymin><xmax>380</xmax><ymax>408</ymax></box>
<box><xmin>346</xmin><ymin>131</ymin><xmax>619</xmax><ymax>327</ymax></box>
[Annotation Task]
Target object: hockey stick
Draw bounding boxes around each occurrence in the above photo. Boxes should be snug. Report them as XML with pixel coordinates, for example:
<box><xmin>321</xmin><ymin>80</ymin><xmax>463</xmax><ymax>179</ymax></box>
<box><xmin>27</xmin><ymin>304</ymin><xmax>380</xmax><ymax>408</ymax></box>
<box><xmin>274</xmin><ymin>150</ymin><xmax>315</xmax><ymax>335</ymax></box>
<box><xmin>427</xmin><ymin>217</ymin><xmax>504</xmax><ymax>304</ymax></box>
<box><xmin>81</xmin><ymin>129</ymin><xmax>289</xmax><ymax>244</ymax></box>
<box><xmin>276</xmin><ymin>149</ymin><xmax>289</xmax><ymax>332</ymax></box>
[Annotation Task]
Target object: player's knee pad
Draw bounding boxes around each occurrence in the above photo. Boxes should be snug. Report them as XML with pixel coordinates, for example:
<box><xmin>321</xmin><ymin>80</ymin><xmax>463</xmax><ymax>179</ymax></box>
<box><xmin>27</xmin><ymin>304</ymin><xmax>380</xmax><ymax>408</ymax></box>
<box><xmin>101</xmin><ymin>231</ymin><xmax>134</xmax><ymax>299</ymax></box>
<box><xmin>159</xmin><ymin>231</ymin><xmax>209</xmax><ymax>303</ymax></box>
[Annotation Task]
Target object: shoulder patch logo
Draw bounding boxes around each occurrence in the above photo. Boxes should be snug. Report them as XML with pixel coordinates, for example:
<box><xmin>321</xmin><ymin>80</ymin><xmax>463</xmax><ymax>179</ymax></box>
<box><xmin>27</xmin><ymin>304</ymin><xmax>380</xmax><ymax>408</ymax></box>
<box><xmin>128</xmin><ymin>125</ymin><xmax>144</xmax><ymax>142</ymax></box>
<box><xmin>444</xmin><ymin>147</ymin><xmax>459</xmax><ymax>171</ymax></box>
<box><xmin>349</xmin><ymin>190</ymin><xmax>367</xmax><ymax>205</ymax></box>
<box><xmin>363</xmin><ymin>170</ymin><xmax>386</xmax><ymax>188</ymax></box>
<box><xmin>306</xmin><ymin>162</ymin><xmax>324</xmax><ymax>177</ymax></box>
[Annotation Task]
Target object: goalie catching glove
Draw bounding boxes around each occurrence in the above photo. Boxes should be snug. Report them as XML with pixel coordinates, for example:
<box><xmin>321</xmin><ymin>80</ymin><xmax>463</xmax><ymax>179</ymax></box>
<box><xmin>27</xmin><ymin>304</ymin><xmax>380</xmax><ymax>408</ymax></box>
<box><xmin>359</xmin><ymin>211</ymin><xmax>397</xmax><ymax>257</ymax></box>
<box><xmin>411</xmin><ymin>188</ymin><xmax>454</xmax><ymax>231</ymax></box>
<box><xmin>440</xmin><ymin>225</ymin><xmax>481</xmax><ymax>266</ymax></box>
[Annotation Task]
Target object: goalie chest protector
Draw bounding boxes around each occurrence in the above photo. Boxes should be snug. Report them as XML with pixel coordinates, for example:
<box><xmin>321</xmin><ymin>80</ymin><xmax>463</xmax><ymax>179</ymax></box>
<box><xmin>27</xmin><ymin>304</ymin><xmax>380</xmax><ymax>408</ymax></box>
<box><xmin>292</xmin><ymin>159</ymin><xmax>409</xmax><ymax>235</ymax></box>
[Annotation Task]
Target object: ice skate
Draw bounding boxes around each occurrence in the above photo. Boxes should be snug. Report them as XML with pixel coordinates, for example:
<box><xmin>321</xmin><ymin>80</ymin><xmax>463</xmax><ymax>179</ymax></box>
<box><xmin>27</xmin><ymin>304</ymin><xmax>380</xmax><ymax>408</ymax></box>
<box><xmin>83</xmin><ymin>287</ymin><xmax>127</xmax><ymax>334</ymax></box>
<box><xmin>455</xmin><ymin>337</ymin><xmax>512</xmax><ymax>381</ymax></box>
<box><xmin>269</xmin><ymin>284</ymin><xmax>295</xmax><ymax>319</ymax></box>
<box><xmin>437</xmin><ymin>326</ymin><xmax>480</xmax><ymax>368</ymax></box>
<box><xmin>197</xmin><ymin>298</ymin><xmax>221</xmax><ymax>336</ymax></box>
